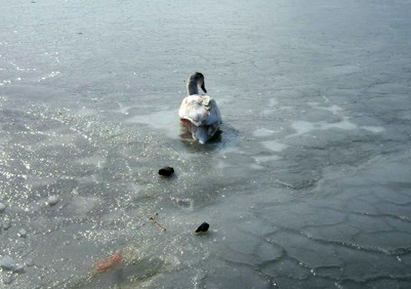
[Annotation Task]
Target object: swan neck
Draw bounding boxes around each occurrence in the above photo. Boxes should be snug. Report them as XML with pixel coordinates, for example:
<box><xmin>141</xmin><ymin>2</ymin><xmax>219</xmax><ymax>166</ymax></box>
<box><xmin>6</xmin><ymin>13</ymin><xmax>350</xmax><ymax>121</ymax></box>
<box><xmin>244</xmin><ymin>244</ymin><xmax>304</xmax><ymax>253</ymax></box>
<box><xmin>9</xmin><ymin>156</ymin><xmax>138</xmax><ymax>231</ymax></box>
<box><xmin>187</xmin><ymin>80</ymin><xmax>199</xmax><ymax>95</ymax></box>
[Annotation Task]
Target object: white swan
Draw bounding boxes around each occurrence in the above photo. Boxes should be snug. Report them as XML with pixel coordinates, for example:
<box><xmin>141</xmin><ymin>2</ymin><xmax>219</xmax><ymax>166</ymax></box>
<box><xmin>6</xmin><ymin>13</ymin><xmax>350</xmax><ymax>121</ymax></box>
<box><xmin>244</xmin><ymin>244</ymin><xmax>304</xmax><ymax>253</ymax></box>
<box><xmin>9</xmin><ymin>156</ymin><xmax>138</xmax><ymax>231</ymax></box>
<box><xmin>178</xmin><ymin>72</ymin><xmax>222</xmax><ymax>144</ymax></box>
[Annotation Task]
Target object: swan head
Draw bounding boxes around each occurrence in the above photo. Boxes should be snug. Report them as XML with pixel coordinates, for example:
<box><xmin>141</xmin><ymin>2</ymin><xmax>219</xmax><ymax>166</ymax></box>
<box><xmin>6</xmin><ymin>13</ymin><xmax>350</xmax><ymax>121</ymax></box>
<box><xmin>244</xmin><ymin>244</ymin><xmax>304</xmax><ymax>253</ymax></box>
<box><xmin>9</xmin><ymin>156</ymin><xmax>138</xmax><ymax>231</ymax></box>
<box><xmin>187</xmin><ymin>72</ymin><xmax>207</xmax><ymax>95</ymax></box>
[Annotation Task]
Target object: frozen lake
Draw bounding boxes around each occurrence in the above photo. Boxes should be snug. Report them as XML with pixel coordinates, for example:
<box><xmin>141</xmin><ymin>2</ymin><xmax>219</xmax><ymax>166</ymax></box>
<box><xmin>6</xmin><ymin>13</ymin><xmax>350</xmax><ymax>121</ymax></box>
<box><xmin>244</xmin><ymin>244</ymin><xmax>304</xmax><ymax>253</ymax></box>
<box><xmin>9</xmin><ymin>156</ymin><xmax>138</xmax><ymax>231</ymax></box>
<box><xmin>1</xmin><ymin>0</ymin><xmax>411</xmax><ymax>288</ymax></box>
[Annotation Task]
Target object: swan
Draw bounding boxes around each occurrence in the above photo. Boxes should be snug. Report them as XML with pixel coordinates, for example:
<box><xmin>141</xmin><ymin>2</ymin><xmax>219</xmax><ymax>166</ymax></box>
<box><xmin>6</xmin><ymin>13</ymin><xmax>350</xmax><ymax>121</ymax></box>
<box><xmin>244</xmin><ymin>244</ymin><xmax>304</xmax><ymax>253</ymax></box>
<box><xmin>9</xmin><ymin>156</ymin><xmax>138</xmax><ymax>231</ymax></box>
<box><xmin>178</xmin><ymin>72</ymin><xmax>222</xmax><ymax>144</ymax></box>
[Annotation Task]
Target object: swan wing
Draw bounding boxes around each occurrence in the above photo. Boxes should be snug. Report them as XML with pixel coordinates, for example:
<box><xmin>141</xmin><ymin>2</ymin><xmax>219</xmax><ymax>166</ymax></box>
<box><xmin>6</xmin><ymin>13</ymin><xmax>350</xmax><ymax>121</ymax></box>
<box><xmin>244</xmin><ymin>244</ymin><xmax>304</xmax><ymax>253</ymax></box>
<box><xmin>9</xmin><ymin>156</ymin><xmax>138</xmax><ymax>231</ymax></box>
<box><xmin>179</xmin><ymin>95</ymin><xmax>221</xmax><ymax>126</ymax></box>
<box><xmin>204</xmin><ymin>98</ymin><xmax>222</xmax><ymax>125</ymax></box>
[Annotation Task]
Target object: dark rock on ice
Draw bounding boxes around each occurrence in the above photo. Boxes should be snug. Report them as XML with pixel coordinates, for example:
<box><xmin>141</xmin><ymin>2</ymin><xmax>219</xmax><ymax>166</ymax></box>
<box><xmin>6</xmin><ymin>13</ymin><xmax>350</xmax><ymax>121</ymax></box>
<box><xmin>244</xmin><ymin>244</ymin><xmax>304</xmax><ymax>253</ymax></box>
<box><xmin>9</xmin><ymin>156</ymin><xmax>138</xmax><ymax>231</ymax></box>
<box><xmin>195</xmin><ymin>222</ymin><xmax>209</xmax><ymax>233</ymax></box>
<box><xmin>159</xmin><ymin>166</ymin><xmax>174</xmax><ymax>177</ymax></box>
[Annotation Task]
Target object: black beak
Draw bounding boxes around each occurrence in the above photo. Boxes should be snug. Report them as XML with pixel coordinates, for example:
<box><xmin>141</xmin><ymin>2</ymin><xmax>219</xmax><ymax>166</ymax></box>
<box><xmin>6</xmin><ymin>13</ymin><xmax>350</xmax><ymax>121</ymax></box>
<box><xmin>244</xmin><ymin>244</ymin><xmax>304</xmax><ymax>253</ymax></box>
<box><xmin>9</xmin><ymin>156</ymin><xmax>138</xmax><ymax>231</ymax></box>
<box><xmin>201</xmin><ymin>82</ymin><xmax>207</xmax><ymax>93</ymax></box>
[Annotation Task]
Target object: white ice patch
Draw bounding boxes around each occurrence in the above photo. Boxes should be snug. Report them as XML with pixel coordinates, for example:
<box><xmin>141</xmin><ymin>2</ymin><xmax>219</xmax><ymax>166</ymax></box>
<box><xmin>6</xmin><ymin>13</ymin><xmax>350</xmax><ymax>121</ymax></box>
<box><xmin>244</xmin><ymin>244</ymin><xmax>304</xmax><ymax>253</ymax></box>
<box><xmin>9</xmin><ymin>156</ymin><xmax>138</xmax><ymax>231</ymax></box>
<box><xmin>70</xmin><ymin>196</ymin><xmax>100</xmax><ymax>215</ymax></box>
<box><xmin>249</xmin><ymin>163</ymin><xmax>264</xmax><ymax>170</ymax></box>
<box><xmin>222</xmin><ymin>147</ymin><xmax>245</xmax><ymax>154</ymax></box>
<box><xmin>39</xmin><ymin>71</ymin><xmax>60</xmax><ymax>82</ymax></box>
<box><xmin>216</xmin><ymin>159</ymin><xmax>231</xmax><ymax>170</ymax></box>
<box><xmin>291</xmin><ymin>102</ymin><xmax>385</xmax><ymax>137</ymax></box>
<box><xmin>291</xmin><ymin>119</ymin><xmax>384</xmax><ymax>136</ymax></box>
<box><xmin>77</xmin><ymin>107</ymin><xmax>98</xmax><ymax>116</ymax></box>
<box><xmin>323</xmin><ymin>119</ymin><xmax>358</xmax><ymax>130</ymax></box>
<box><xmin>261</xmin><ymin>140</ymin><xmax>288</xmax><ymax>152</ymax></box>
<box><xmin>115</xmin><ymin>104</ymin><xmax>153</xmax><ymax>115</ymax></box>
<box><xmin>254</xmin><ymin>155</ymin><xmax>281</xmax><ymax>162</ymax></box>
<box><xmin>170</xmin><ymin>197</ymin><xmax>193</xmax><ymax>211</ymax></box>
<box><xmin>76</xmin><ymin>155</ymin><xmax>105</xmax><ymax>168</ymax></box>
<box><xmin>361</xmin><ymin>126</ymin><xmax>385</xmax><ymax>133</ymax></box>
<box><xmin>125</xmin><ymin>109</ymin><xmax>178</xmax><ymax>139</ymax></box>
<box><xmin>291</xmin><ymin>121</ymin><xmax>317</xmax><ymax>136</ymax></box>
<box><xmin>318</xmin><ymin>104</ymin><xmax>343</xmax><ymax>115</ymax></box>
<box><xmin>269</xmin><ymin>98</ymin><xmax>278</xmax><ymax>107</ymax></box>
<box><xmin>253</xmin><ymin>128</ymin><xmax>277</xmax><ymax>138</ymax></box>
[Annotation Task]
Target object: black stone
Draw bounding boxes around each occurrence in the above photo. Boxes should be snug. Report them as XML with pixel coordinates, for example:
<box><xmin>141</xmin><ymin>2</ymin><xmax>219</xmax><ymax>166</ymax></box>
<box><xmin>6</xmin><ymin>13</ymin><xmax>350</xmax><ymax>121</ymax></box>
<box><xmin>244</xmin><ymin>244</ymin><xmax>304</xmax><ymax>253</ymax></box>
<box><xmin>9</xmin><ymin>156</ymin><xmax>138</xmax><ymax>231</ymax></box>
<box><xmin>158</xmin><ymin>166</ymin><xmax>174</xmax><ymax>177</ymax></box>
<box><xmin>195</xmin><ymin>222</ymin><xmax>209</xmax><ymax>233</ymax></box>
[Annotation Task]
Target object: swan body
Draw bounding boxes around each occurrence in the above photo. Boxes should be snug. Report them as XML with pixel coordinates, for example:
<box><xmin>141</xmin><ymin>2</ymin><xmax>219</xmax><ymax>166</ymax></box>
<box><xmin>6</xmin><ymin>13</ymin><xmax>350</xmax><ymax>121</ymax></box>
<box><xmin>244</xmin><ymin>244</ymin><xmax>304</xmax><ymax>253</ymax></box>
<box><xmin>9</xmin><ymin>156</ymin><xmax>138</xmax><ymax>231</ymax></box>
<box><xmin>179</xmin><ymin>72</ymin><xmax>222</xmax><ymax>144</ymax></box>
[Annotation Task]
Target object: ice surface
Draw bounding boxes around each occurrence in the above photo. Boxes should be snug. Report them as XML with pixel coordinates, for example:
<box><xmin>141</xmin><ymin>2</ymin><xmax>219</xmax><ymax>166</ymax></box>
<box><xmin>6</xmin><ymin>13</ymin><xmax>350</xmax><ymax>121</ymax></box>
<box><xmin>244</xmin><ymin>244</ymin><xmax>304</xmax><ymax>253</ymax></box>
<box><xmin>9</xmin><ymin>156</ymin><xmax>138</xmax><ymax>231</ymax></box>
<box><xmin>0</xmin><ymin>256</ymin><xmax>16</xmax><ymax>271</ymax></box>
<box><xmin>1</xmin><ymin>0</ymin><xmax>411</xmax><ymax>288</ymax></box>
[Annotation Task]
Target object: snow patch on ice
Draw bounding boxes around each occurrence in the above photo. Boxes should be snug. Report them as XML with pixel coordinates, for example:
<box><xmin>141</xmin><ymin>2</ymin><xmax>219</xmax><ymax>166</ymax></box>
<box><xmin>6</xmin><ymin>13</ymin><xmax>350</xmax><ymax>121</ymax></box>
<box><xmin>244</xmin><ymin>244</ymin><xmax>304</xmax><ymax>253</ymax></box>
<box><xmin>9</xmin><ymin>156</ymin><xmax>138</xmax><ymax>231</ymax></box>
<box><xmin>261</xmin><ymin>140</ymin><xmax>288</xmax><ymax>152</ymax></box>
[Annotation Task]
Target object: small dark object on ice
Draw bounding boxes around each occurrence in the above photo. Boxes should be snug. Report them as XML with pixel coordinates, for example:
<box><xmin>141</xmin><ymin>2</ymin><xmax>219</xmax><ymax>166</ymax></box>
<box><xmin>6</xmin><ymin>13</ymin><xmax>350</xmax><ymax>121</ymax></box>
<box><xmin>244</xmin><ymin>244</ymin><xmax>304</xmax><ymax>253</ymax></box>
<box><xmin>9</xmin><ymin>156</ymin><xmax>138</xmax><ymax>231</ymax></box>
<box><xmin>149</xmin><ymin>216</ymin><xmax>167</xmax><ymax>232</ymax></box>
<box><xmin>195</xmin><ymin>222</ymin><xmax>209</xmax><ymax>233</ymax></box>
<box><xmin>159</xmin><ymin>166</ymin><xmax>174</xmax><ymax>177</ymax></box>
